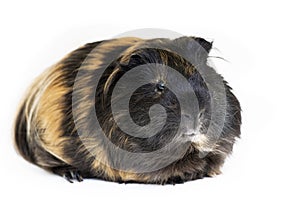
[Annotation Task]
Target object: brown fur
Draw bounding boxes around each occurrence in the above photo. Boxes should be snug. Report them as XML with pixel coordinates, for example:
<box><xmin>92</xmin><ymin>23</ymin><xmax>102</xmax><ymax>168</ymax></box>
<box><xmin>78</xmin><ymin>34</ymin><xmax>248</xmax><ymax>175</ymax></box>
<box><xmin>14</xmin><ymin>36</ymin><xmax>241</xmax><ymax>184</ymax></box>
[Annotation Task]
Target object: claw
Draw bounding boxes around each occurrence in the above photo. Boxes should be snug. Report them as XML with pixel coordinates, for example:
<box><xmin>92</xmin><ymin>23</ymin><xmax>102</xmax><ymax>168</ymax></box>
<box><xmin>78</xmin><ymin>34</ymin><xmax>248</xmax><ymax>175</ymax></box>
<box><xmin>76</xmin><ymin>173</ymin><xmax>83</xmax><ymax>182</ymax></box>
<box><xmin>63</xmin><ymin>173</ymin><xmax>74</xmax><ymax>183</ymax></box>
<box><xmin>64</xmin><ymin>171</ymin><xmax>83</xmax><ymax>183</ymax></box>
<box><xmin>70</xmin><ymin>171</ymin><xmax>76</xmax><ymax>179</ymax></box>
<box><xmin>53</xmin><ymin>167</ymin><xmax>84</xmax><ymax>183</ymax></box>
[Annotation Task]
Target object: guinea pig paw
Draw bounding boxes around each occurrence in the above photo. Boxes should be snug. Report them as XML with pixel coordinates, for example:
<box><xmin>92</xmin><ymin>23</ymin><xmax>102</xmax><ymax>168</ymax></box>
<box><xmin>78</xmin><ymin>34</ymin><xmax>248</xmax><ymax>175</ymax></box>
<box><xmin>165</xmin><ymin>176</ymin><xmax>185</xmax><ymax>185</ymax></box>
<box><xmin>63</xmin><ymin>170</ymin><xmax>83</xmax><ymax>183</ymax></box>
<box><xmin>52</xmin><ymin>166</ymin><xmax>83</xmax><ymax>183</ymax></box>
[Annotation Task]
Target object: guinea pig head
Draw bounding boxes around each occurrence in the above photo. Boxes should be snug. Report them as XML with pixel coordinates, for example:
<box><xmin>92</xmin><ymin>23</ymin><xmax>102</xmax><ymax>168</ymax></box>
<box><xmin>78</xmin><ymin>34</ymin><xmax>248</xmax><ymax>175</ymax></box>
<box><xmin>96</xmin><ymin>44</ymin><xmax>213</xmax><ymax>155</ymax></box>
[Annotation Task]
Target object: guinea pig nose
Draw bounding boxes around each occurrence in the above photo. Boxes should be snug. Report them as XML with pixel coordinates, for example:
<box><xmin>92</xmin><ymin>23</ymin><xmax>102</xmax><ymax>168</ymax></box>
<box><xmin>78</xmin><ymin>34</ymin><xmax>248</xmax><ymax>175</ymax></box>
<box><xmin>181</xmin><ymin>113</ymin><xmax>198</xmax><ymax>131</ymax></box>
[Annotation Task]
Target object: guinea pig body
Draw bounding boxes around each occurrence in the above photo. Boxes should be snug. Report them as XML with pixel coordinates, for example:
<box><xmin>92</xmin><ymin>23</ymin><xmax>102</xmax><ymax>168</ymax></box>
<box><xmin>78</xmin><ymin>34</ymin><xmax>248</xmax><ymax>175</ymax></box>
<box><xmin>14</xmin><ymin>37</ymin><xmax>241</xmax><ymax>184</ymax></box>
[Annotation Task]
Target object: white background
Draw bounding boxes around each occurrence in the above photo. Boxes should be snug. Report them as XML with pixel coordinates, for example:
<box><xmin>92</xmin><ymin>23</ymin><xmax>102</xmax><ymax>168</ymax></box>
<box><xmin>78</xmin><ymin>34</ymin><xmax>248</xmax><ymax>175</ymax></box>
<box><xmin>0</xmin><ymin>0</ymin><xmax>299</xmax><ymax>199</ymax></box>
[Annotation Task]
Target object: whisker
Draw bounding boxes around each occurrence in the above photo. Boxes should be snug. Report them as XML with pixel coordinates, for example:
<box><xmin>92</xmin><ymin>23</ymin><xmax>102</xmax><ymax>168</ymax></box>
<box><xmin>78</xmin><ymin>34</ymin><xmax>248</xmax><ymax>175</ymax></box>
<box><xmin>208</xmin><ymin>56</ymin><xmax>229</xmax><ymax>62</ymax></box>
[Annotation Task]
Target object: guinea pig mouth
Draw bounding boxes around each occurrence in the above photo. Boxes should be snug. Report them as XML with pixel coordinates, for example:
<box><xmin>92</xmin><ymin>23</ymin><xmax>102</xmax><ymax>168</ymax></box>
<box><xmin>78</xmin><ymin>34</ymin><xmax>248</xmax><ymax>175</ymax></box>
<box><xmin>182</xmin><ymin>130</ymin><xmax>209</xmax><ymax>147</ymax></box>
<box><xmin>182</xmin><ymin>129</ymin><xmax>201</xmax><ymax>138</ymax></box>
<box><xmin>183</xmin><ymin>132</ymin><xmax>197</xmax><ymax>137</ymax></box>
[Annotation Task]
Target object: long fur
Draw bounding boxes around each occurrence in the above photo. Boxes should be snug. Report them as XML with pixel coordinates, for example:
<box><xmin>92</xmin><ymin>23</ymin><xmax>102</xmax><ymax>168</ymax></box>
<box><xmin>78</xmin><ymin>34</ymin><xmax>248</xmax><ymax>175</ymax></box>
<box><xmin>14</xmin><ymin>37</ymin><xmax>241</xmax><ymax>184</ymax></box>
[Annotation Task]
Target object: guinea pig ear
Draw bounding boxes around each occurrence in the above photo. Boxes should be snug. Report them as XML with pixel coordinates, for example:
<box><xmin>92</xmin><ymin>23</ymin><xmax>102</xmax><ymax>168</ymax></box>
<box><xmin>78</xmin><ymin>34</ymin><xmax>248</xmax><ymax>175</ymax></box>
<box><xmin>189</xmin><ymin>37</ymin><xmax>213</xmax><ymax>53</ymax></box>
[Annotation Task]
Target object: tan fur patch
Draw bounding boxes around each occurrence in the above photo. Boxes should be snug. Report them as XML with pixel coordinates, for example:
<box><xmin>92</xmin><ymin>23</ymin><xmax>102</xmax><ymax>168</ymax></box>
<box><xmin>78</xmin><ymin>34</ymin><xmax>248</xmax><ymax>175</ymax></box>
<box><xmin>118</xmin><ymin>171</ymin><xmax>150</xmax><ymax>182</ymax></box>
<box><xmin>91</xmin><ymin>156</ymin><xmax>117</xmax><ymax>181</ymax></box>
<box><xmin>84</xmin><ymin>37</ymin><xmax>143</xmax><ymax>71</ymax></box>
<box><xmin>27</xmin><ymin>64</ymin><xmax>71</xmax><ymax>164</ymax></box>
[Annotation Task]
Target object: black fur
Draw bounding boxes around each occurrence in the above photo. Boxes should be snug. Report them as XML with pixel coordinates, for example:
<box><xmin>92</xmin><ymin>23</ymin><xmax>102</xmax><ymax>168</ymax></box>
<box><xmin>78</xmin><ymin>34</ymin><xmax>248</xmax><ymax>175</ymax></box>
<box><xmin>14</xmin><ymin>37</ymin><xmax>241</xmax><ymax>184</ymax></box>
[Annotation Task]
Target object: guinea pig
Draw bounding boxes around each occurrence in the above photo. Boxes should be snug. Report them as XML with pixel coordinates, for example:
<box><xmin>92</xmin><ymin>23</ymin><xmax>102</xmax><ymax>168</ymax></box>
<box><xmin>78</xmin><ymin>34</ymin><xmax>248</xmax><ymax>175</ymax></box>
<box><xmin>14</xmin><ymin>36</ymin><xmax>241</xmax><ymax>184</ymax></box>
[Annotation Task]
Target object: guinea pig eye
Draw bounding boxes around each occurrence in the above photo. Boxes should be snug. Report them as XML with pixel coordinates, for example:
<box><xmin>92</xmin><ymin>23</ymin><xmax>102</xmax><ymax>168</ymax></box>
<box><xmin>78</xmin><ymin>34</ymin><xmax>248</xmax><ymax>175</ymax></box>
<box><xmin>155</xmin><ymin>82</ymin><xmax>165</xmax><ymax>92</ymax></box>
